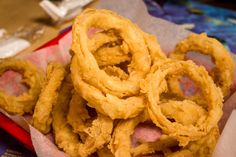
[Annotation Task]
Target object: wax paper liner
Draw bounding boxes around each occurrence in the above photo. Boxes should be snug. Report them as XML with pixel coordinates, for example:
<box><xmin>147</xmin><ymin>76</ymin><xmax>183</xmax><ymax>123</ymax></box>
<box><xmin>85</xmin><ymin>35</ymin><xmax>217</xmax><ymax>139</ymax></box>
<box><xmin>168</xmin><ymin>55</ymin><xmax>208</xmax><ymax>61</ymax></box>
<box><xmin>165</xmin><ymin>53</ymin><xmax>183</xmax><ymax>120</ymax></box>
<box><xmin>0</xmin><ymin>0</ymin><xmax>236</xmax><ymax>156</ymax></box>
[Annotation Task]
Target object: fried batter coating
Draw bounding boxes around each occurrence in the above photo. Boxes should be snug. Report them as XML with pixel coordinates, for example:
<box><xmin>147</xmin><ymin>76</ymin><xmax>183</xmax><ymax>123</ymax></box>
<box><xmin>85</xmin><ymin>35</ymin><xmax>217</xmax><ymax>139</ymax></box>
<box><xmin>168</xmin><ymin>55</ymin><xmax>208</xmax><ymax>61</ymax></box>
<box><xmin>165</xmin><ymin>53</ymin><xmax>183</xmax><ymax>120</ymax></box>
<box><xmin>110</xmin><ymin>112</ymin><xmax>177</xmax><ymax>157</ymax></box>
<box><xmin>71</xmin><ymin>56</ymin><xmax>145</xmax><ymax>119</ymax></box>
<box><xmin>52</xmin><ymin>75</ymin><xmax>78</xmax><ymax>156</ymax></box>
<box><xmin>72</xmin><ymin>9</ymin><xmax>166</xmax><ymax>98</ymax></box>
<box><xmin>97</xmin><ymin>147</ymin><xmax>114</xmax><ymax>157</ymax></box>
<box><xmin>67</xmin><ymin>92</ymin><xmax>90</xmax><ymax>133</ymax></box>
<box><xmin>131</xmin><ymin>127</ymin><xmax>219</xmax><ymax>157</ymax></box>
<box><xmin>141</xmin><ymin>59</ymin><xmax>223</xmax><ymax>146</ymax></box>
<box><xmin>89</xmin><ymin>31</ymin><xmax>131</xmax><ymax>67</ymax></box>
<box><xmin>70</xmin><ymin>9</ymin><xmax>167</xmax><ymax>120</ymax></box>
<box><xmin>102</xmin><ymin>66</ymin><xmax>129</xmax><ymax>80</ymax></box>
<box><xmin>94</xmin><ymin>46</ymin><xmax>131</xmax><ymax>67</ymax></box>
<box><xmin>33</xmin><ymin>62</ymin><xmax>66</xmax><ymax>134</ymax></box>
<box><xmin>167</xmin><ymin>127</ymin><xmax>219</xmax><ymax>157</ymax></box>
<box><xmin>169</xmin><ymin>33</ymin><xmax>235</xmax><ymax>97</ymax></box>
<box><xmin>0</xmin><ymin>58</ymin><xmax>43</xmax><ymax>115</ymax></box>
<box><xmin>159</xmin><ymin>100</ymin><xmax>207</xmax><ymax>126</ymax></box>
<box><xmin>53</xmin><ymin>76</ymin><xmax>113</xmax><ymax>157</ymax></box>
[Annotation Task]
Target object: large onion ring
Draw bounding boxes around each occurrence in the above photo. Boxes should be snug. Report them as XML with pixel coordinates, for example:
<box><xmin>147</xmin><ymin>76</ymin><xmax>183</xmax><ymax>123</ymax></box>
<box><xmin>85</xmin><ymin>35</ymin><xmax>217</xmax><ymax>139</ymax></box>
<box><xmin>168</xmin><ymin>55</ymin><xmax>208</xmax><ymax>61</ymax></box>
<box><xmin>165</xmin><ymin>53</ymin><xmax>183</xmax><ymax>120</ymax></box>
<box><xmin>72</xmin><ymin>8</ymin><xmax>165</xmax><ymax>98</ymax></box>
<box><xmin>32</xmin><ymin>62</ymin><xmax>66</xmax><ymax>134</ymax></box>
<box><xmin>71</xmin><ymin>9</ymin><xmax>165</xmax><ymax>119</ymax></box>
<box><xmin>141</xmin><ymin>59</ymin><xmax>223</xmax><ymax>146</ymax></box>
<box><xmin>169</xmin><ymin>33</ymin><xmax>235</xmax><ymax>97</ymax></box>
<box><xmin>0</xmin><ymin>58</ymin><xmax>43</xmax><ymax>115</ymax></box>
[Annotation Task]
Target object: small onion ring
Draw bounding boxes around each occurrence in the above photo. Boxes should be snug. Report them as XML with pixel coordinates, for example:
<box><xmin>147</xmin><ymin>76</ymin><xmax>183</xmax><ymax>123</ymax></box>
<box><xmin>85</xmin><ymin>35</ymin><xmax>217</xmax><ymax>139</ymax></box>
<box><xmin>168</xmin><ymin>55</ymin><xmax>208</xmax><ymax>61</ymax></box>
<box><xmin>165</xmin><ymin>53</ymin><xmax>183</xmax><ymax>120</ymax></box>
<box><xmin>141</xmin><ymin>59</ymin><xmax>223</xmax><ymax>146</ymax></box>
<box><xmin>0</xmin><ymin>58</ymin><xmax>43</xmax><ymax>115</ymax></box>
<box><xmin>169</xmin><ymin>33</ymin><xmax>235</xmax><ymax>97</ymax></box>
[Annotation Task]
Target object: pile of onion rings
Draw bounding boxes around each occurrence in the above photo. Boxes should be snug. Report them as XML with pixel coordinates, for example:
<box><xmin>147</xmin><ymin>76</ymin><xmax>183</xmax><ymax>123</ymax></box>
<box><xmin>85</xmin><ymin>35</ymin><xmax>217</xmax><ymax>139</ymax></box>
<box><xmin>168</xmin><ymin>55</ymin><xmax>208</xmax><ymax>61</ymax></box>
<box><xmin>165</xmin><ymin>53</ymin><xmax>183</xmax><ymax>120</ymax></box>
<box><xmin>0</xmin><ymin>8</ymin><xmax>234</xmax><ymax>157</ymax></box>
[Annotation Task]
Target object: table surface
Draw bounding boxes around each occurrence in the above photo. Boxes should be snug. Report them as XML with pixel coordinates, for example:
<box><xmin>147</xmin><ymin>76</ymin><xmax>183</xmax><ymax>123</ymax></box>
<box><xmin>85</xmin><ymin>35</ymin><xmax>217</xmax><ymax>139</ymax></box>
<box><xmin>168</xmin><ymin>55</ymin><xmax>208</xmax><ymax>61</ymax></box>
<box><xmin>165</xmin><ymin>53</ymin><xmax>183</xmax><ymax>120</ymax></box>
<box><xmin>0</xmin><ymin>0</ymin><xmax>97</xmax><ymax>56</ymax></box>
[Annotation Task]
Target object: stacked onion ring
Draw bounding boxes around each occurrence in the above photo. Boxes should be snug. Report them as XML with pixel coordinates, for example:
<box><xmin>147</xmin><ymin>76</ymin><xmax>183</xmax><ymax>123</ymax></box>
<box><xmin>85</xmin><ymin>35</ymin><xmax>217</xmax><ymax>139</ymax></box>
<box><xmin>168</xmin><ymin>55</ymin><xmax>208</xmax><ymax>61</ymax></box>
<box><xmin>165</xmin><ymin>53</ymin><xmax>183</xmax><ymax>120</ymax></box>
<box><xmin>71</xmin><ymin>9</ymin><xmax>166</xmax><ymax>119</ymax></box>
<box><xmin>141</xmin><ymin>59</ymin><xmax>223</xmax><ymax>146</ymax></box>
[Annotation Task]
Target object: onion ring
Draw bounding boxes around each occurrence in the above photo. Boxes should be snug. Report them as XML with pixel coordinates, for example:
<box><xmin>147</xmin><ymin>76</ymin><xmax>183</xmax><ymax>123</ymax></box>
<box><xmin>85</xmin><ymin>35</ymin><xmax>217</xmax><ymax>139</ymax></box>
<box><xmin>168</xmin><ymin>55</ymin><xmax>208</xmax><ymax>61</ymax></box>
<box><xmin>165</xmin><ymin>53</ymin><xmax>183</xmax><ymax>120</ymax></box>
<box><xmin>0</xmin><ymin>58</ymin><xmax>43</xmax><ymax>115</ymax></box>
<box><xmin>141</xmin><ymin>59</ymin><xmax>223</xmax><ymax>146</ymax></box>
<box><xmin>72</xmin><ymin>8</ymin><xmax>165</xmax><ymax>98</ymax></box>
<box><xmin>70</xmin><ymin>56</ymin><xmax>145</xmax><ymax>119</ymax></box>
<box><xmin>110</xmin><ymin>112</ymin><xmax>148</xmax><ymax>157</ymax></box>
<box><xmin>32</xmin><ymin>62</ymin><xmax>66</xmax><ymax>134</ymax></box>
<box><xmin>52</xmin><ymin>75</ymin><xmax>78</xmax><ymax>157</ymax></box>
<box><xmin>131</xmin><ymin>100</ymin><xmax>206</xmax><ymax>156</ymax></box>
<box><xmin>169</xmin><ymin>33</ymin><xmax>235</xmax><ymax>97</ymax></box>
<box><xmin>71</xmin><ymin>9</ymin><xmax>165</xmax><ymax>119</ymax></box>
<box><xmin>111</xmin><ymin>100</ymin><xmax>207</xmax><ymax>157</ymax></box>
<box><xmin>110</xmin><ymin>112</ymin><xmax>177</xmax><ymax>157</ymax></box>
<box><xmin>53</xmin><ymin>75</ymin><xmax>113</xmax><ymax>157</ymax></box>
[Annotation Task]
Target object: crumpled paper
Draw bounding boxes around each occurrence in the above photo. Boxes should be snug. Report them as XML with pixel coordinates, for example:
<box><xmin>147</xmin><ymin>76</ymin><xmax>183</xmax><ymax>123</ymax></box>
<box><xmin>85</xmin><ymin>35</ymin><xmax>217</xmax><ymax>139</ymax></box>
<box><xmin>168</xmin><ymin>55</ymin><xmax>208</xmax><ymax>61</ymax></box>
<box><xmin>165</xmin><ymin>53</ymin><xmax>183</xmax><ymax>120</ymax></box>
<box><xmin>214</xmin><ymin>92</ymin><xmax>236</xmax><ymax>157</ymax></box>
<box><xmin>0</xmin><ymin>0</ymin><xmax>236</xmax><ymax>156</ymax></box>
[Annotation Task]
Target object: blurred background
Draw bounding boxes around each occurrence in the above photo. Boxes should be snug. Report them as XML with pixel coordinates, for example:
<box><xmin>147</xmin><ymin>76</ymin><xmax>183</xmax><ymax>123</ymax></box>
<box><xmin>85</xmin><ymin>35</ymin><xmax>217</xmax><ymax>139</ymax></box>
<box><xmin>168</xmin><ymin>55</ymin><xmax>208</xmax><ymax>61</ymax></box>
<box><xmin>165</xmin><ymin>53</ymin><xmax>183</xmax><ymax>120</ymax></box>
<box><xmin>0</xmin><ymin>0</ymin><xmax>236</xmax><ymax>57</ymax></box>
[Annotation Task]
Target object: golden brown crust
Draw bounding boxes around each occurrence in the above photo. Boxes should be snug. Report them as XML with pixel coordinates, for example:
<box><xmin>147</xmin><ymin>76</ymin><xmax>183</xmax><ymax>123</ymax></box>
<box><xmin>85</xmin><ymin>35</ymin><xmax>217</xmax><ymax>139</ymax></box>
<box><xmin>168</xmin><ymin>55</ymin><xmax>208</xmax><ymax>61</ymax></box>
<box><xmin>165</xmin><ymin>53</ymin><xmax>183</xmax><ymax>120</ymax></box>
<box><xmin>141</xmin><ymin>59</ymin><xmax>223</xmax><ymax>146</ymax></box>
<box><xmin>53</xmin><ymin>76</ymin><xmax>113</xmax><ymax>157</ymax></box>
<box><xmin>169</xmin><ymin>33</ymin><xmax>235</xmax><ymax>97</ymax></box>
<box><xmin>32</xmin><ymin>62</ymin><xmax>66</xmax><ymax>134</ymax></box>
<box><xmin>0</xmin><ymin>58</ymin><xmax>43</xmax><ymax>115</ymax></box>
